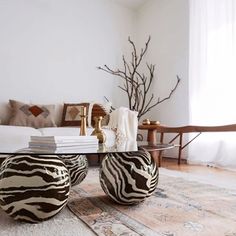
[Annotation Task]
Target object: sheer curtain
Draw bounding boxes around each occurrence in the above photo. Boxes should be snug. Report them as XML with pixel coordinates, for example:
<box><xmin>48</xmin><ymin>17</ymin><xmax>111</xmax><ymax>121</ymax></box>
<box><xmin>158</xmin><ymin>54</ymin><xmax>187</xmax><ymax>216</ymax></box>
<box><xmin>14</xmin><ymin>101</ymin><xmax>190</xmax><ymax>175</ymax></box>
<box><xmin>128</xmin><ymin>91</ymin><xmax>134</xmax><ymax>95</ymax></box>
<box><xmin>189</xmin><ymin>0</ymin><xmax>236</xmax><ymax>170</ymax></box>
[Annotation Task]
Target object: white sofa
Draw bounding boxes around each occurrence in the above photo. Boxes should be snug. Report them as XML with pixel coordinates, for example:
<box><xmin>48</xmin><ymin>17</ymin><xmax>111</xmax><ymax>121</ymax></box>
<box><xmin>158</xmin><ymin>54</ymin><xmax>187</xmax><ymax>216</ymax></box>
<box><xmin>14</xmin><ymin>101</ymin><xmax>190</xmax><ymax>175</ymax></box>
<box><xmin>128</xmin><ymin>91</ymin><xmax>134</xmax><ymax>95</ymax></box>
<box><xmin>0</xmin><ymin>101</ymin><xmax>116</xmax><ymax>164</ymax></box>
<box><xmin>0</xmin><ymin>125</ymin><xmax>116</xmax><ymax>164</ymax></box>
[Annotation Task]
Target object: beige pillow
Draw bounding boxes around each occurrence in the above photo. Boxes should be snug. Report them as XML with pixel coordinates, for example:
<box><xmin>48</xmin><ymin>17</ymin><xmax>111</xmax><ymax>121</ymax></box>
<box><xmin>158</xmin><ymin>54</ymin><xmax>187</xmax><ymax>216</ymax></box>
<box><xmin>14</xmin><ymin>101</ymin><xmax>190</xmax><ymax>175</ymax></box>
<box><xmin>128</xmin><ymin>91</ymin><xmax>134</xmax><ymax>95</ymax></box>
<box><xmin>8</xmin><ymin>100</ymin><xmax>56</xmax><ymax>128</ymax></box>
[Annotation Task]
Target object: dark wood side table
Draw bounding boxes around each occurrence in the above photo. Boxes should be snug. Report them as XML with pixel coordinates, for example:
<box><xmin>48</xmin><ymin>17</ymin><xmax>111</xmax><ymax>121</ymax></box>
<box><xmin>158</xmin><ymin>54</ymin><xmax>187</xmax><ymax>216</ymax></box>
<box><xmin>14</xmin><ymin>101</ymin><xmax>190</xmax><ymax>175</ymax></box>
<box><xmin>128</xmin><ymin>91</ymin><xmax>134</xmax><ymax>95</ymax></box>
<box><xmin>138</xmin><ymin>124</ymin><xmax>160</xmax><ymax>143</ymax></box>
<box><xmin>138</xmin><ymin>124</ymin><xmax>164</xmax><ymax>167</ymax></box>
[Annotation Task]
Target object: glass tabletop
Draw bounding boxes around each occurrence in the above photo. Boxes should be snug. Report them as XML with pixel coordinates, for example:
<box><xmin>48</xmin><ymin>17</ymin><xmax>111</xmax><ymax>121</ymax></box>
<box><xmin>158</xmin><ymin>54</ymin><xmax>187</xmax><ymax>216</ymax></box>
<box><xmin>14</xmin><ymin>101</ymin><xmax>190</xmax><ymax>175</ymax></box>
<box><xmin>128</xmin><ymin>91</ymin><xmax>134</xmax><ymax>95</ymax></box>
<box><xmin>0</xmin><ymin>141</ymin><xmax>175</xmax><ymax>155</ymax></box>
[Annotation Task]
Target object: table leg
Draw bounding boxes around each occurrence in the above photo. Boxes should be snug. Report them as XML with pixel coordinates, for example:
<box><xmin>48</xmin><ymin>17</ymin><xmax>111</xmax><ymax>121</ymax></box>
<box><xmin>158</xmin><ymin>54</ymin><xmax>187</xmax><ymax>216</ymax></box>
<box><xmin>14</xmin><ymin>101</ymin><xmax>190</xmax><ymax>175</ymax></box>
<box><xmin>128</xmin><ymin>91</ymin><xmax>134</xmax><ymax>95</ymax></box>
<box><xmin>99</xmin><ymin>151</ymin><xmax>158</xmax><ymax>205</ymax></box>
<box><xmin>0</xmin><ymin>154</ymin><xmax>70</xmax><ymax>223</ymax></box>
<box><xmin>58</xmin><ymin>154</ymin><xmax>88</xmax><ymax>186</ymax></box>
<box><xmin>178</xmin><ymin>133</ymin><xmax>183</xmax><ymax>165</ymax></box>
<box><xmin>149</xmin><ymin>150</ymin><xmax>159</xmax><ymax>166</ymax></box>
<box><xmin>147</xmin><ymin>129</ymin><xmax>157</xmax><ymax>143</ymax></box>
<box><xmin>157</xmin><ymin>132</ymin><xmax>164</xmax><ymax>167</ymax></box>
<box><xmin>147</xmin><ymin>129</ymin><xmax>161</xmax><ymax>166</ymax></box>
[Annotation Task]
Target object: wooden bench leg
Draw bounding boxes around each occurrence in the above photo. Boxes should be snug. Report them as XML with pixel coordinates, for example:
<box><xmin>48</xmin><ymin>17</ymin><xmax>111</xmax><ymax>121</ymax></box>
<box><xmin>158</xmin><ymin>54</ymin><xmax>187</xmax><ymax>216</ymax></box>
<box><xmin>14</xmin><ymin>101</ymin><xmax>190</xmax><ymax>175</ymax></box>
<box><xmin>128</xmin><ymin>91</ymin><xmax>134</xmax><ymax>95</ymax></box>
<box><xmin>149</xmin><ymin>150</ymin><xmax>159</xmax><ymax>167</ymax></box>
<box><xmin>178</xmin><ymin>133</ymin><xmax>183</xmax><ymax>165</ymax></box>
<box><xmin>158</xmin><ymin>132</ymin><xmax>164</xmax><ymax>167</ymax></box>
<box><xmin>158</xmin><ymin>150</ymin><xmax>163</xmax><ymax>167</ymax></box>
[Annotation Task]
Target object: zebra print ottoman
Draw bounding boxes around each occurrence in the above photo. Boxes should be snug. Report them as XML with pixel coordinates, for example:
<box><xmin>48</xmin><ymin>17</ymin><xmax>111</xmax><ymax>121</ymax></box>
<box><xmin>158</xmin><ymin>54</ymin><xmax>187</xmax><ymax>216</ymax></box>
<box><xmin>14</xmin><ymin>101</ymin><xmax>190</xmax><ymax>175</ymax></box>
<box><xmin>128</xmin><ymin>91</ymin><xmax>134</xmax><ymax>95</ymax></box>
<box><xmin>99</xmin><ymin>148</ymin><xmax>158</xmax><ymax>205</ymax></box>
<box><xmin>0</xmin><ymin>155</ymin><xmax>70</xmax><ymax>223</ymax></box>
<box><xmin>58</xmin><ymin>155</ymin><xmax>88</xmax><ymax>187</ymax></box>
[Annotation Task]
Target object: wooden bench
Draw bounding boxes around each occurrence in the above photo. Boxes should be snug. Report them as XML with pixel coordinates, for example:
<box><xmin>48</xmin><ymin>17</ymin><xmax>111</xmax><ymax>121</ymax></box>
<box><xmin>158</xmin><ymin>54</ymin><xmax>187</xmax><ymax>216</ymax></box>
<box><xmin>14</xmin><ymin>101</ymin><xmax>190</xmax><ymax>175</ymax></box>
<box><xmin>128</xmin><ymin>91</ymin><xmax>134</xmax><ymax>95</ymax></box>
<box><xmin>138</xmin><ymin>124</ymin><xmax>236</xmax><ymax>166</ymax></box>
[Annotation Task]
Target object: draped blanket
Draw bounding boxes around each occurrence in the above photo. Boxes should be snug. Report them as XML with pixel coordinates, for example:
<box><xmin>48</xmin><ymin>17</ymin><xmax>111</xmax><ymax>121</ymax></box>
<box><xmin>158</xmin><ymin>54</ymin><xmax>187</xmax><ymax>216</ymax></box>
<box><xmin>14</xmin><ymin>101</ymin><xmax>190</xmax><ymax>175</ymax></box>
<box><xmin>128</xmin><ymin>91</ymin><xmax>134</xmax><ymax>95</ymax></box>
<box><xmin>107</xmin><ymin>107</ymin><xmax>138</xmax><ymax>142</ymax></box>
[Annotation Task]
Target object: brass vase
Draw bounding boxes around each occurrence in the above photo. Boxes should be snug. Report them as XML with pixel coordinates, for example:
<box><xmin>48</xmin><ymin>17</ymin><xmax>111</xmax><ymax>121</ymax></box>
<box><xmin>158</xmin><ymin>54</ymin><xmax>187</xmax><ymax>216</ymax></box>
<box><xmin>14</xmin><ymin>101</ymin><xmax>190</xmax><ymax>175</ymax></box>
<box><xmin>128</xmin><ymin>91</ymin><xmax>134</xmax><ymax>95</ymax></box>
<box><xmin>80</xmin><ymin>115</ymin><xmax>87</xmax><ymax>136</ymax></box>
<box><xmin>91</xmin><ymin>116</ymin><xmax>106</xmax><ymax>143</ymax></box>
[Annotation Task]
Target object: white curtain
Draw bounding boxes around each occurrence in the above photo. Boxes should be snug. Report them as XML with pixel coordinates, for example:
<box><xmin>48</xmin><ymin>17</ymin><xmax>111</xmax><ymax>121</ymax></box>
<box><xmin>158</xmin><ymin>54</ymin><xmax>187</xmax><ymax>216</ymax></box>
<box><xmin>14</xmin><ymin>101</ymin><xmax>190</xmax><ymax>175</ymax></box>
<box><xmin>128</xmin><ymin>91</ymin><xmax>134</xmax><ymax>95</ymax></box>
<box><xmin>189</xmin><ymin>0</ymin><xmax>236</xmax><ymax>170</ymax></box>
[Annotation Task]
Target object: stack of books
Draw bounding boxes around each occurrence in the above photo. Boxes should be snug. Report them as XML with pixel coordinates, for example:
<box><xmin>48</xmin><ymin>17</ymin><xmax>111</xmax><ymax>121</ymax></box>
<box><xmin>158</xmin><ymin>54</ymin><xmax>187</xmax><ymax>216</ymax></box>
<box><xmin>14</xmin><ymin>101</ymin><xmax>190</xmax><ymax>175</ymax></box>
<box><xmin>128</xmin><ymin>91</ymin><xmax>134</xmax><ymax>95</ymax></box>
<box><xmin>28</xmin><ymin>135</ymin><xmax>99</xmax><ymax>153</ymax></box>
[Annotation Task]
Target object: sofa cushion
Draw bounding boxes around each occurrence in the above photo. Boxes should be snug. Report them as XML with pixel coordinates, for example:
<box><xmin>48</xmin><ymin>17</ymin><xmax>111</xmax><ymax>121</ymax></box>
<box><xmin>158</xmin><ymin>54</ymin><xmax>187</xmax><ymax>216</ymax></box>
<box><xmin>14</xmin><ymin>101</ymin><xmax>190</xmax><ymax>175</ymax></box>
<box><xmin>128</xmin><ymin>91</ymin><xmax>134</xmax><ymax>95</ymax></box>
<box><xmin>8</xmin><ymin>100</ymin><xmax>56</xmax><ymax>128</ymax></box>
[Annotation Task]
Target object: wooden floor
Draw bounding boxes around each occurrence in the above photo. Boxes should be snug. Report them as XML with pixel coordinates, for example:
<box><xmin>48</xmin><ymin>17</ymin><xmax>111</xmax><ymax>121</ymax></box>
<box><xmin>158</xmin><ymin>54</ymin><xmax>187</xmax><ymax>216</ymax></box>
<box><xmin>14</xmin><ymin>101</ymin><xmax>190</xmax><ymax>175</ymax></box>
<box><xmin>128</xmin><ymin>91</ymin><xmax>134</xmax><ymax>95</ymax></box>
<box><xmin>162</xmin><ymin>157</ymin><xmax>236</xmax><ymax>184</ymax></box>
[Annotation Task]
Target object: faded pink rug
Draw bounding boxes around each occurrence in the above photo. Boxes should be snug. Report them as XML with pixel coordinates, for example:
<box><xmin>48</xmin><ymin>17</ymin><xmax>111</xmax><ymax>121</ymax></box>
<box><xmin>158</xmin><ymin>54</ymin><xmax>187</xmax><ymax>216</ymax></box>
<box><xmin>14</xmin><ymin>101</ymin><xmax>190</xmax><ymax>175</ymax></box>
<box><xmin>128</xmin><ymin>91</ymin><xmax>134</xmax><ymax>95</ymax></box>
<box><xmin>67</xmin><ymin>169</ymin><xmax>236</xmax><ymax>236</ymax></box>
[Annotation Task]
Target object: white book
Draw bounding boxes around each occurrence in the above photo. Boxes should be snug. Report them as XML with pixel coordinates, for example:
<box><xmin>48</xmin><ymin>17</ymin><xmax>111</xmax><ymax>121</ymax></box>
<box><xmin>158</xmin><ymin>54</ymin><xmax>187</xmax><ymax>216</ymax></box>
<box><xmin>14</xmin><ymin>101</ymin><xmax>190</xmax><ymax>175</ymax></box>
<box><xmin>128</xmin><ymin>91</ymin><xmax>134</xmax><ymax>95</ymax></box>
<box><xmin>29</xmin><ymin>141</ymin><xmax>99</xmax><ymax>146</ymax></box>
<box><xmin>30</xmin><ymin>136</ymin><xmax>98</xmax><ymax>143</ymax></box>
<box><xmin>29</xmin><ymin>139</ymin><xmax>99</xmax><ymax>145</ymax></box>
<box><xmin>29</xmin><ymin>143</ymin><xmax>98</xmax><ymax>149</ymax></box>
<box><xmin>29</xmin><ymin>147</ymin><xmax>98</xmax><ymax>154</ymax></box>
<box><xmin>29</xmin><ymin>142</ymin><xmax>99</xmax><ymax>148</ymax></box>
<box><xmin>28</xmin><ymin>146</ymin><xmax>99</xmax><ymax>151</ymax></box>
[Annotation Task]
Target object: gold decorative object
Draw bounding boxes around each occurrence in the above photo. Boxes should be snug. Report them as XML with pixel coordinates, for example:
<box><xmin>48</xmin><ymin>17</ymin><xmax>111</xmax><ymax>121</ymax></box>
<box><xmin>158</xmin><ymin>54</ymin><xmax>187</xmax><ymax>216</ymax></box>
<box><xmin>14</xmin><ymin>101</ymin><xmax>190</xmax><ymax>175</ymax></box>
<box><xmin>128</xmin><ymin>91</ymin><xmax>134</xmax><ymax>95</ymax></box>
<box><xmin>91</xmin><ymin>116</ymin><xmax>106</xmax><ymax>143</ymax></box>
<box><xmin>142</xmin><ymin>119</ymin><xmax>150</xmax><ymax>125</ymax></box>
<box><xmin>150</xmin><ymin>120</ymin><xmax>160</xmax><ymax>125</ymax></box>
<box><xmin>80</xmin><ymin>106</ymin><xmax>87</xmax><ymax>136</ymax></box>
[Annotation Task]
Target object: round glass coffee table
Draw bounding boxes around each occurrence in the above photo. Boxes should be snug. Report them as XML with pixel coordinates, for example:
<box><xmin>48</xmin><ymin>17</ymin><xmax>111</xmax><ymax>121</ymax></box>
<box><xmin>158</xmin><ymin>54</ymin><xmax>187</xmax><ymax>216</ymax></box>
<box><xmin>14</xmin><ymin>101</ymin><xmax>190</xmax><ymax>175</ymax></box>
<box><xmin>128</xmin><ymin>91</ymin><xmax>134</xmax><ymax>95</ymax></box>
<box><xmin>0</xmin><ymin>141</ymin><xmax>174</xmax><ymax>222</ymax></box>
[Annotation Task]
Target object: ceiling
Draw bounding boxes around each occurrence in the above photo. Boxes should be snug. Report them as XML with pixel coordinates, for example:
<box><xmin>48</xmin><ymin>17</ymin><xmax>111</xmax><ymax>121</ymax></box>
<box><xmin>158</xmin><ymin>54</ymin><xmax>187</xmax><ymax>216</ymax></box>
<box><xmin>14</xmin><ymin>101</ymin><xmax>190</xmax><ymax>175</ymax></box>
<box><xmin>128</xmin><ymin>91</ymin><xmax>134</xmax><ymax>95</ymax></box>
<box><xmin>112</xmin><ymin>0</ymin><xmax>149</xmax><ymax>10</ymax></box>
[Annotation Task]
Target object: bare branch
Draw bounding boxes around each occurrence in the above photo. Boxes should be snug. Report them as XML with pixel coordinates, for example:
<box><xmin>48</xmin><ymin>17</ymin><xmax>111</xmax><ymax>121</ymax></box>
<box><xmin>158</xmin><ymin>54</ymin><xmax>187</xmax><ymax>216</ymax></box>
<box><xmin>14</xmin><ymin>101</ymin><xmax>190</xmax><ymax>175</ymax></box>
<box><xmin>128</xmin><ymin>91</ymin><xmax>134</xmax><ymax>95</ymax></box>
<box><xmin>98</xmin><ymin>37</ymin><xmax>181</xmax><ymax>120</ymax></box>
<box><xmin>122</xmin><ymin>56</ymin><xmax>132</xmax><ymax>76</ymax></box>
<box><xmin>139</xmin><ymin>76</ymin><xmax>181</xmax><ymax>118</ymax></box>
<box><xmin>128</xmin><ymin>37</ymin><xmax>138</xmax><ymax>66</ymax></box>
<box><xmin>137</xmin><ymin>36</ymin><xmax>151</xmax><ymax>67</ymax></box>
<box><xmin>104</xmin><ymin>96</ymin><xmax>116</xmax><ymax>111</ymax></box>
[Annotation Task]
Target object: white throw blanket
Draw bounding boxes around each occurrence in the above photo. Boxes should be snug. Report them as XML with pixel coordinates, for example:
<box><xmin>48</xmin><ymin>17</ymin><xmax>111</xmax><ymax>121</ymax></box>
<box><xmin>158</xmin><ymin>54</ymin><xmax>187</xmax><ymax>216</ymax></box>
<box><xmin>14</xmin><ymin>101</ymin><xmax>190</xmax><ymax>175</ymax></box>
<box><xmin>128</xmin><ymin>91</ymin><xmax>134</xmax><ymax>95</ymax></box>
<box><xmin>108</xmin><ymin>107</ymin><xmax>138</xmax><ymax>141</ymax></box>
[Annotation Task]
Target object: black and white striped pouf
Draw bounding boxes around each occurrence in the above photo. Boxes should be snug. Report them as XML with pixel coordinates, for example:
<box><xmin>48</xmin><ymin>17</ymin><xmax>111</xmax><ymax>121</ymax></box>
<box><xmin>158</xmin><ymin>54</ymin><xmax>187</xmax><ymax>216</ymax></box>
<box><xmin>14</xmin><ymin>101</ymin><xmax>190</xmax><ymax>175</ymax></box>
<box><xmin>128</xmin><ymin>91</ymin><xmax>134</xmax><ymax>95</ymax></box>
<box><xmin>99</xmin><ymin>148</ymin><xmax>158</xmax><ymax>205</ymax></box>
<box><xmin>58</xmin><ymin>155</ymin><xmax>88</xmax><ymax>187</ymax></box>
<box><xmin>0</xmin><ymin>155</ymin><xmax>70</xmax><ymax>223</ymax></box>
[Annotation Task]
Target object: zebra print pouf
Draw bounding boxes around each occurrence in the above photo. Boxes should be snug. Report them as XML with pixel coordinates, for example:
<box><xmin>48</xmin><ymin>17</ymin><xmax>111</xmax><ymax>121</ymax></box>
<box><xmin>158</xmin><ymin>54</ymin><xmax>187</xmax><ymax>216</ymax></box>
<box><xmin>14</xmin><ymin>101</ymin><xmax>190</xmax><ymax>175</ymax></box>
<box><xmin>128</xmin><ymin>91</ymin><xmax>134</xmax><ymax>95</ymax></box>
<box><xmin>58</xmin><ymin>155</ymin><xmax>88</xmax><ymax>187</ymax></box>
<box><xmin>99</xmin><ymin>148</ymin><xmax>158</xmax><ymax>205</ymax></box>
<box><xmin>0</xmin><ymin>155</ymin><xmax>70</xmax><ymax>223</ymax></box>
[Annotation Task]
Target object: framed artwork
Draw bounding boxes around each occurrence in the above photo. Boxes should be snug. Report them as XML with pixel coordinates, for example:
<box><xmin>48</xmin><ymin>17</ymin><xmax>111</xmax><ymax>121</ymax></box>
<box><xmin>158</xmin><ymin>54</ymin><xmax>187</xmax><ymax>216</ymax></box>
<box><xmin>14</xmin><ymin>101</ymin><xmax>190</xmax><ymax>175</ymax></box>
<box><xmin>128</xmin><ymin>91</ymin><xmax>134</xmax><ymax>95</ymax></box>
<box><xmin>61</xmin><ymin>103</ymin><xmax>89</xmax><ymax>127</ymax></box>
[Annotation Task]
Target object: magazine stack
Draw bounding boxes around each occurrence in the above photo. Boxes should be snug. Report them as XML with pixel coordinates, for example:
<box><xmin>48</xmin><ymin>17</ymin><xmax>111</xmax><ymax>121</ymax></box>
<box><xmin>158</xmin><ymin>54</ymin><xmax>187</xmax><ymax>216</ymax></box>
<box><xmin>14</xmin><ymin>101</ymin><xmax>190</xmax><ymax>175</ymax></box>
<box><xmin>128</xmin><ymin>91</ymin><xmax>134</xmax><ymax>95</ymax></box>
<box><xmin>28</xmin><ymin>135</ymin><xmax>99</xmax><ymax>153</ymax></box>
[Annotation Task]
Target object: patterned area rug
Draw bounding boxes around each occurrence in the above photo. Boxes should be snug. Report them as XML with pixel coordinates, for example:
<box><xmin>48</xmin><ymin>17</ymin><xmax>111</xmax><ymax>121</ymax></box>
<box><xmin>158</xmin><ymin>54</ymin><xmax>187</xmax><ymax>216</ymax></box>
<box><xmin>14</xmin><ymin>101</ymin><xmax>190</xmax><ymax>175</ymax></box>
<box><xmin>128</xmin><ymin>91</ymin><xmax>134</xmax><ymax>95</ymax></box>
<box><xmin>68</xmin><ymin>168</ymin><xmax>236</xmax><ymax>236</ymax></box>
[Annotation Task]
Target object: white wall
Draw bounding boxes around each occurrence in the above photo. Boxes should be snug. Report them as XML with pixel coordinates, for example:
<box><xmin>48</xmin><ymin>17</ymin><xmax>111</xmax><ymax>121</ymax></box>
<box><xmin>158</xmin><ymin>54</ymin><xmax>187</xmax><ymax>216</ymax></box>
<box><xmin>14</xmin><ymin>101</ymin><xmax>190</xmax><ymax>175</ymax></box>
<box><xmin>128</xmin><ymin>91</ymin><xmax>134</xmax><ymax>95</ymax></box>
<box><xmin>0</xmin><ymin>0</ymin><xmax>189</xmax><ymax>131</ymax></box>
<box><xmin>0</xmin><ymin>0</ymin><xmax>135</xmax><ymax>123</ymax></box>
<box><xmin>136</xmin><ymin>0</ymin><xmax>189</xmax><ymax>126</ymax></box>
<box><xmin>136</xmin><ymin>0</ymin><xmax>189</xmax><ymax>158</ymax></box>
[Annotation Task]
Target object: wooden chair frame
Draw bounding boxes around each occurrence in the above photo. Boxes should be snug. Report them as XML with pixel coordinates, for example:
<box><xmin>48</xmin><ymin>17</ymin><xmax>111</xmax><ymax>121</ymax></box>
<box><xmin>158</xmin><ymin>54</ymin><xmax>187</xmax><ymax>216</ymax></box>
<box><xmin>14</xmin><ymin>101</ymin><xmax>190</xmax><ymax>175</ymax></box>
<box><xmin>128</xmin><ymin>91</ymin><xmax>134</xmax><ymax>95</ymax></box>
<box><xmin>138</xmin><ymin>124</ymin><xmax>236</xmax><ymax>166</ymax></box>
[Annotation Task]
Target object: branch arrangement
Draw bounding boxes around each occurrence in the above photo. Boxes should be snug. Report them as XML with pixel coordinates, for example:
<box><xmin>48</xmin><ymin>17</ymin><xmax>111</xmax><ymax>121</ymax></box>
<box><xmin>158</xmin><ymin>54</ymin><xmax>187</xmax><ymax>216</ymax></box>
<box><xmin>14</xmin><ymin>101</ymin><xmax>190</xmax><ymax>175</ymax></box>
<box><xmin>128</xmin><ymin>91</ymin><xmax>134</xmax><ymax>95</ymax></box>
<box><xmin>98</xmin><ymin>36</ymin><xmax>180</xmax><ymax>120</ymax></box>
